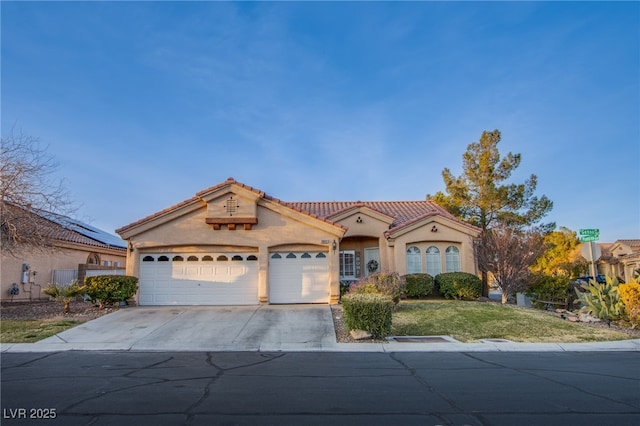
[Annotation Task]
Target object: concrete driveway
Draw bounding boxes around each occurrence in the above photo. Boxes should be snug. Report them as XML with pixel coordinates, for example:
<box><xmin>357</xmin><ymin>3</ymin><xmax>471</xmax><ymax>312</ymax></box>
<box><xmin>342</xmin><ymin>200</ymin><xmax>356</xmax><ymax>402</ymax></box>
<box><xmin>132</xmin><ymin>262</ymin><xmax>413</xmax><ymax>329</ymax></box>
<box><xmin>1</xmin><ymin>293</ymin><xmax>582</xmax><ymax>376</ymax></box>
<box><xmin>33</xmin><ymin>305</ymin><xmax>338</xmax><ymax>352</ymax></box>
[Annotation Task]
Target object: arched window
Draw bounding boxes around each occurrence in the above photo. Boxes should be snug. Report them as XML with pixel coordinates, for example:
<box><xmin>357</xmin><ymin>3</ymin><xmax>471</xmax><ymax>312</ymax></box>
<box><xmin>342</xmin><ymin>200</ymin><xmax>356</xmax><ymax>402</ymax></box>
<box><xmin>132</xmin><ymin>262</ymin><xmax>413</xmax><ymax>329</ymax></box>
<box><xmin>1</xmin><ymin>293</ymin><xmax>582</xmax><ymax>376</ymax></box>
<box><xmin>187</xmin><ymin>255</ymin><xmax>198</xmax><ymax>261</ymax></box>
<box><xmin>158</xmin><ymin>256</ymin><xmax>169</xmax><ymax>262</ymax></box>
<box><xmin>426</xmin><ymin>246</ymin><xmax>441</xmax><ymax>276</ymax></box>
<box><xmin>286</xmin><ymin>253</ymin><xmax>297</xmax><ymax>259</ymax></box>
<box><xmin>216</xmin><ymin>255</ymin><xmax>228</xmax><ymax>261</ymax></box>
<box><xmin>231</xmin><ymin>255</ymin><xmax>243</xmax><ymax>261</ymax></box>
<box><xmin>406</xmin><ymin>246</ymin><xmax>422</xmax><ymax>274</ymax></box>
<box><xmin>301</xmin><ymin>253</ymin><xmax>311</xmax><ymax>258</ymax></box>
<box><xmin>202</xmin><ymin>255</ymin><xmax>214</xmax><ymax>262</ymax></box>
<box><xmin>445</xmin><ymin>246</ymin><xmax>461</xmax><ymax>272</ymax></box>
<box><xmin>87</xmin><ymin>253</ymin><xmax>100</xmax><ymax>265</ymax></box>
<box><xmin>172</xmin><ymin>255</ymin><xmax>184</xmax><ymax>262</ymax></box>
<box><xmin>271</xmin><ymin>253</ymin><xmax>282</xmax><ymax>259</ymax></box>
<box><xmin>247</xmin><ymin>255</ymin><xmax>258</xmax><ymax>261</ymax></box>
<box><xmin>142</xmin><ymin>255</ymin><xmax>155</xmax><ymax>262</ymax></box>
<box><xmin>316</xmin><ymin>253</ymin><xmax>326</xmax><ymax>258</ymax></box>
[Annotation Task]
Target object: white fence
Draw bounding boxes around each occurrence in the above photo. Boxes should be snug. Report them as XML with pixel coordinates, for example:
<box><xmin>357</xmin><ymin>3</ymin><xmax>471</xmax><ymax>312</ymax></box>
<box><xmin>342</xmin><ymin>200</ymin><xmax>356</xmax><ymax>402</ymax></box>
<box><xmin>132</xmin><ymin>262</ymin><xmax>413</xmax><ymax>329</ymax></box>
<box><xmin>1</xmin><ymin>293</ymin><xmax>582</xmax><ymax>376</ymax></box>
<box><xmin>50</xmin><ymin>269</ymin><xmax>79</xmax><ymax>286</ymax></box>
<box><xmin>85</xmin><ymin>269</ymin><xmax>125</xmax><ymax>278</ymax></box>
<box><xmin>51</xmin><ymin>268</ymin><xmax>126</xmax><ymax>286</ymax></box>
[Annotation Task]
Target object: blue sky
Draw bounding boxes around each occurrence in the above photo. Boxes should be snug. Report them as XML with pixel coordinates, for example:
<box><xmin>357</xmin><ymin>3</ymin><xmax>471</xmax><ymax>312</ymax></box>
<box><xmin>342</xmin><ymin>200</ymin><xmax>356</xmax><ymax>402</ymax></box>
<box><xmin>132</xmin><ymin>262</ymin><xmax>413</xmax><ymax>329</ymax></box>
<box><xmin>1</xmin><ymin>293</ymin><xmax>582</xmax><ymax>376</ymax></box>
<box><xmin>2</xmin><ymin>1</ymin><xmax>638</xmax><ymax>243</ymax></box>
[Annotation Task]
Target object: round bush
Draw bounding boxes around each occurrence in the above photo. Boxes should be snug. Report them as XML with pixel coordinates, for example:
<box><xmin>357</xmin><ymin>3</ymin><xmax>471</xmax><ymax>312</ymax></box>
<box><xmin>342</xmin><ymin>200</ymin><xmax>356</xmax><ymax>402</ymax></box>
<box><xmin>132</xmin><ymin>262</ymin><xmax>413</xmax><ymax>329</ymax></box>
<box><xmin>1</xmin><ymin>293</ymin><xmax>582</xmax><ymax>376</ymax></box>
<box><xmin>348</xmin><ymin>272</ymin><xmax>405</xmax><ymax>305</ymax></box>
<box><xmin>435</xmin><ymin>272</ymin><xmax>482</xmax><ymax>300</ymax></box>
<box><xmin>84</xmin><ymin>275</ymin><xmax>138</xmax><ymax>308</ymax></box>
<box><xmin>404</xmin><ymin>273</ymin><xmax>435</xmax><ymax>299</ymax></box>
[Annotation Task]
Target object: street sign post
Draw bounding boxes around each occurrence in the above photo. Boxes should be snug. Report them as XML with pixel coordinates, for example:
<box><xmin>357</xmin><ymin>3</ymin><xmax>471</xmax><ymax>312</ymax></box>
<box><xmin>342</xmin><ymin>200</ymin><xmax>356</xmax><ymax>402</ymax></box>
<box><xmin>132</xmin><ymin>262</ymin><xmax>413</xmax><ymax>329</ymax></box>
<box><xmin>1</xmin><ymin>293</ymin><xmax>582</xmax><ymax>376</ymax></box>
<box><xmin>579</xmin><ymin>229</ymin><xmax>600</xmax><ymax>278</ymax></box>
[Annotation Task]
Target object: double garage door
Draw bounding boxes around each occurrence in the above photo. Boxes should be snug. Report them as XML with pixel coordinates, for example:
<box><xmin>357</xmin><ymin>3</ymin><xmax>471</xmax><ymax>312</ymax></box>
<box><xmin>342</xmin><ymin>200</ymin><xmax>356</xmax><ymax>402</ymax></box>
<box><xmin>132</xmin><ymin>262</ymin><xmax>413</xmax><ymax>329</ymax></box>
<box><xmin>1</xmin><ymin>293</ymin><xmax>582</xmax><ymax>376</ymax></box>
<box><xmin>138</xmin><ymin>253</ymin><xmax>259</xmax><ymax>306</ymax></box>
<box><xmin>138</xmin><ymin>251</ymin><xmax>329</xmax><ymax>305</ymax></box>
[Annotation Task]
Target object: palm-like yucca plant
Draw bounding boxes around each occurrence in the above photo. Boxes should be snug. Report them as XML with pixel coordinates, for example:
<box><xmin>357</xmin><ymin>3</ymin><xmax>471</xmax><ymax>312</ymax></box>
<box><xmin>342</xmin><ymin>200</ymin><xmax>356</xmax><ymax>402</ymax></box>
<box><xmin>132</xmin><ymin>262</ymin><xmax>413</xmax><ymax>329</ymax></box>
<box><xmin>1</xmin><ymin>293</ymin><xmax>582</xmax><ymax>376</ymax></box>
<box><xmin>43</xmin><ymin>280</ymin><xmax>86</xmax><ymax>314</ymax></box>
<box><xmin>575</xmin><ymin>275</ymin><xmax>625</xmax><ymax>322</ymax></box>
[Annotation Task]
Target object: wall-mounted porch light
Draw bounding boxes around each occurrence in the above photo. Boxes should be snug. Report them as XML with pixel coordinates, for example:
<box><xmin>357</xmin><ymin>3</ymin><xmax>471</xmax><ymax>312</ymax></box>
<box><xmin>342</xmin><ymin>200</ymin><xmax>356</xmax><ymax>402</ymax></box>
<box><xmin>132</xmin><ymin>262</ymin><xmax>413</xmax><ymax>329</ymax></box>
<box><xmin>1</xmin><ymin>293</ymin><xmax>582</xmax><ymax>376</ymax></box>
<box><xmin>332</xmin><ymin>240</ymin><xmax>337</xmax><ymax>251</ymax></box>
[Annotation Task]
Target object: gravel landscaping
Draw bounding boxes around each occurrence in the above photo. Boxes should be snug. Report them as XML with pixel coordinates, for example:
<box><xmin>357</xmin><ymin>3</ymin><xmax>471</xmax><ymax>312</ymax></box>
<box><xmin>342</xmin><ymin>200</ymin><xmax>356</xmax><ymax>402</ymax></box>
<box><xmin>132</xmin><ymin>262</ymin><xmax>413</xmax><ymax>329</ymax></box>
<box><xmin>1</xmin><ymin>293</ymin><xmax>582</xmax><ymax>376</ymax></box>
<box><xmin>1</xmin><ymin>300</ymin><xmax>123</xmax><ymax>321</ymax></box>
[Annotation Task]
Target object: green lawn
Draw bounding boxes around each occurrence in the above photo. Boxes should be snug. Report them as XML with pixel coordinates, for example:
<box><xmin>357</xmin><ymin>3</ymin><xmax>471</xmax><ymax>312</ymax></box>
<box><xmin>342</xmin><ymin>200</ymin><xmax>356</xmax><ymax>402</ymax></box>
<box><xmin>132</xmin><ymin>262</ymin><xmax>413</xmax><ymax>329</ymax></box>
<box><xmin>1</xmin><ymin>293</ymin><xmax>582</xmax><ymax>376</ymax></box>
<box><xmin>392</xmin><ymin>300</ymin><xmax>634</xmax><ymax>343</ymax></box>
<box><xmin>1</xmin><ymin>319</ymin><xmax>82</xmax><ymax>343</ymax></box>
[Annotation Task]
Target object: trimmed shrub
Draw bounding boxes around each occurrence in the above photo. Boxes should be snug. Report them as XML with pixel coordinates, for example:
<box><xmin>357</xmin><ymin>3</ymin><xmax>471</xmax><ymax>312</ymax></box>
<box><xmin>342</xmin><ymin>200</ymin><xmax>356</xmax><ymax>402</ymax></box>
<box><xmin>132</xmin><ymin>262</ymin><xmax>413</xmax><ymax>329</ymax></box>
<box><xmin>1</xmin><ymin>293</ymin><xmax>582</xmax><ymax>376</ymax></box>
<box><xmin>526</xmin><ymin>275</ymin><xmax>571</xmax><ymax>309</ymax></box>
<box><xmin>84</xmin><ymin>275</ymin><xmax>138</xmax><ymax>308</ymax></box>
<box><xmin>619</xmin><ymin>283</ymin><xmax>640</xmax><ymax>327</ymax></box>
<box><xmin>436</xmin><ymin>272</ymin><xmax>482</xmax><ymax>300</ymax></box>
<box><xmin>341</xmin><ymin>293</ymin><xmax>393</xmax><ymax>338</ymax></box>
<box><xmin>404</xmin><ymin>273</ymin><xmax>435</xmax><ymax>299</ymax></box>
<box><xmin>348</xmin><ymin>272</ymin><xmax>405</xmax><ymax>305</ymax></box>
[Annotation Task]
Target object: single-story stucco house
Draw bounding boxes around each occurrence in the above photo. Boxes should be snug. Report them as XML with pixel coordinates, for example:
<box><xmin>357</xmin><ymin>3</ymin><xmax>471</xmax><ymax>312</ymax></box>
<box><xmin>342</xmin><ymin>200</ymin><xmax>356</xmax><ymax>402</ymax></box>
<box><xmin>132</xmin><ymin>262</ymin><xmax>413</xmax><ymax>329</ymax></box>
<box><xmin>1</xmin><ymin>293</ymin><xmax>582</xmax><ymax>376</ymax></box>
<box><xmin>598</xmin><ymin>240</ymin><xmax>640</xmax><ymax>283</ymax></box>
<box><xmin>1</xmin><ymin>206</ymin><xmax>127</xmax><ymax>302</ymax></box>
<box><xmin>116</xmin><ymin>178</ymin><xmax>480</xmax><ymax>306</ymax></box>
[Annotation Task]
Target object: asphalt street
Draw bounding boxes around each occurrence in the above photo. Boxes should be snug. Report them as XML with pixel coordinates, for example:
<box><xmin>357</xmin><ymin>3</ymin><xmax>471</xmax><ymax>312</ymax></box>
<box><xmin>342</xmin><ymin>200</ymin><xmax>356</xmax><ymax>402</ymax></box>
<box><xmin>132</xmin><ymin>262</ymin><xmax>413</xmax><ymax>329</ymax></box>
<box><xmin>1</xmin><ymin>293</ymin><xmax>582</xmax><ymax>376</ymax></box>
<box><xmin>1</xmin><ymin>351</ymin><xmax>639</xmax><ymax>426</ymax></box>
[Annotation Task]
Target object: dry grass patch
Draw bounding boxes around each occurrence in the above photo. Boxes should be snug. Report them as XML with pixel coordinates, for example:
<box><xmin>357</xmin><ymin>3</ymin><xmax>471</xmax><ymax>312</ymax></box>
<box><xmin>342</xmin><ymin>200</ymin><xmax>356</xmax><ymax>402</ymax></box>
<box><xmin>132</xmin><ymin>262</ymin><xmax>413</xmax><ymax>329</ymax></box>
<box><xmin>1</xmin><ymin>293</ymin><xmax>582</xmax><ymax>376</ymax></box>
<box><xmin>391</xmin><ymin>300</ymin><xmax>634</xmax><ymax>343</ymax></box>
<box><xmin>1</xmin><ymin>319</ymin><xmax>82</xmax><ymax>343</ymax></box>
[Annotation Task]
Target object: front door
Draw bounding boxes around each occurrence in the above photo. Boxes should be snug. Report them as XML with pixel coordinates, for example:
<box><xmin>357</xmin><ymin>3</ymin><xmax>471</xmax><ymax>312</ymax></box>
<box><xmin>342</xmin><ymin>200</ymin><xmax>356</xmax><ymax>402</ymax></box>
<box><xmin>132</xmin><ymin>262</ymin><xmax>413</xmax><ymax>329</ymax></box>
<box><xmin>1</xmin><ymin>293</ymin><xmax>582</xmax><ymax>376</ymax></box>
<box><xmin>364</xmin><ymin>248</ymin><xmax>380</xmax><ymax>276</ymax></box>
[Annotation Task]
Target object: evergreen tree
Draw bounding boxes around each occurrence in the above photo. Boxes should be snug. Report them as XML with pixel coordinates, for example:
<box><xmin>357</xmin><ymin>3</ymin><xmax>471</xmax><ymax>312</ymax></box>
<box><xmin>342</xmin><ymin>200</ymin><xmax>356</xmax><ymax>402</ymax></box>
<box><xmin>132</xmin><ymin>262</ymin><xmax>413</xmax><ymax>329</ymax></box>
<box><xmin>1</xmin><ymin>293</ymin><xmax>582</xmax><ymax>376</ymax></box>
<box><xmin>429</xmin><ymin>130</ymin><xmax>554</xmax><ymax>296</ymax></box>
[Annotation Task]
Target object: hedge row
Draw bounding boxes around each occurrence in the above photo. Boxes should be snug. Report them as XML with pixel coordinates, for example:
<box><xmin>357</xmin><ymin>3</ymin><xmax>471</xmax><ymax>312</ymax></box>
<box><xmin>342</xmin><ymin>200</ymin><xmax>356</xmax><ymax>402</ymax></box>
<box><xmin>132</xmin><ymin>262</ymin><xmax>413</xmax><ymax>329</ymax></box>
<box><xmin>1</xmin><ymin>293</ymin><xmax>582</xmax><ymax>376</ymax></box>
<box><xmin>344</xmin><ymin>272</ymin><xmax>482</xmax><ymax>301</ymax></box>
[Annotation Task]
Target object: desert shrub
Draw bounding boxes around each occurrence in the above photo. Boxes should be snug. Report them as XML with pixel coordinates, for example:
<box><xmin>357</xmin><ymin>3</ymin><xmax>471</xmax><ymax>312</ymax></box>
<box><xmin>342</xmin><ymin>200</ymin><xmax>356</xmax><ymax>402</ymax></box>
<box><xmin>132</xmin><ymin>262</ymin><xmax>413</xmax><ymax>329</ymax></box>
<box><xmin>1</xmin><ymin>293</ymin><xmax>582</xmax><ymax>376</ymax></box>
<box><xmin>404</xmin><ymin>273</ymin><xmax>435</xmax><ymax>299</ymax></box>
<box><xmin>526</xmin><ymin>275</ymin><xmax>571</xmax><ymax>309</ymax></box>
<box><xmin>575</xmin><ymin>276</ymin><xmax>625</xmax><ymax>321</ymax></box>
<box><xmin>341</xmin><ymin>293</ymin><xmax>393</xmax><ymax>338</ymax></box>
<box><xmin>348</xmin><ymin>272</ymin><xmax>405</xmax><ymax>304</ymax></box>
<box><xmin>84</xmin><ymin>275</ymin><xmax>138</xmax><ymax>308</ymax></box>
<box><xmin>618</xmin><ymin>283</ymin><xmax>640</xmax><ymax>327</ymax></box>
<box><xmin>436</xmin><ymin>272</ymin><xmax>482</xmax><ymax>300</ymax></box>
<box><xmin>43</xmin><ymin>280</ymin><xmax>86</xmax><ymax>313</ymax></box>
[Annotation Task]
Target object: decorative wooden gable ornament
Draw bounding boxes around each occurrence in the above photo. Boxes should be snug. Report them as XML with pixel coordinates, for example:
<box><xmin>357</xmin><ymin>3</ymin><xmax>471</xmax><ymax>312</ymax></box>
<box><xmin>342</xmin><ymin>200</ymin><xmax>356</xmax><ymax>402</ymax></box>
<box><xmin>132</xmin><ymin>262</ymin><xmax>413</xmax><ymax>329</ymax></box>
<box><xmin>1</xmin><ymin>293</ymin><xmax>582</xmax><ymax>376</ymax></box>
<box><xmin>198</xmin><ymin>183</ymin><xmax>260</xmax><ymax>231</ymax></box>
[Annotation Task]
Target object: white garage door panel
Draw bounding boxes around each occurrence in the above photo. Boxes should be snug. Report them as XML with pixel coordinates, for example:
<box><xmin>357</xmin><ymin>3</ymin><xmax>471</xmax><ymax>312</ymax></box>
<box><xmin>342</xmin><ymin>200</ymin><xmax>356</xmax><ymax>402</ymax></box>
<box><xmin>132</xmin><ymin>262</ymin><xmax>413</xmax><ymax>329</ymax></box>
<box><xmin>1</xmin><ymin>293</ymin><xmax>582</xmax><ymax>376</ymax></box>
<box><xmin>269</xmin><ymin>252</ymin><xmax>329</xmax><ymax>304</ymax></box>
<box><xmin>139</xmin><ymin>254</ymin><xmax>258</xmax><ymax>305</ymax></box>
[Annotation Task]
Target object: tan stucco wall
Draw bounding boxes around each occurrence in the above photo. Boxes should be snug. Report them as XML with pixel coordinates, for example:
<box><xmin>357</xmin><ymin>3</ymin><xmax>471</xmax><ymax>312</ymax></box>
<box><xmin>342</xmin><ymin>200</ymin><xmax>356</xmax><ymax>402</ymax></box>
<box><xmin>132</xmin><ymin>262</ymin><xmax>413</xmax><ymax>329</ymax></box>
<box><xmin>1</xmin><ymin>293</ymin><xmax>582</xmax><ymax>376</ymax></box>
<box><xmin>1</xmin><ymin>244</ymin><xmax>126</xmax><ymax>302</ymax></box>
<box><xmin>118</xmin><ymin>184</ymin><xmax>480</xmax><ymax>304</ymax></box>
<box><xmin>389</xmin><ymin>219</ymin><xmax>477</xmax><ymax>276</ymax></box>
<box><xmin>124</xmin><ymin>201</ymin><xmax>344</xmax><ymax>303</ymax></box>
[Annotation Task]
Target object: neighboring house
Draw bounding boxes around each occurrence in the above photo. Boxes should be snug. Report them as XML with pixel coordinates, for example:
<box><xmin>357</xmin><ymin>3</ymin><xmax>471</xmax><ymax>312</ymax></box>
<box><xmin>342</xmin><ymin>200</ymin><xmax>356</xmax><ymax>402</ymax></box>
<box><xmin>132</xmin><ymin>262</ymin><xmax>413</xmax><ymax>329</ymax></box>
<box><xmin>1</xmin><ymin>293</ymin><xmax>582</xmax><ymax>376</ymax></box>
<box><xmin>598</xmin><ymin>240</ymin><xmax>640</xmax><ymax>283</ymax></box>
<box><xmin>1</xmin><ymin>207</ymin><xmax>127</xmax><ymax>302</ymax></box>
<box><xmin>116</xmin><ymin>178</ymin><xmax>480</xmax><ymax>306</ymax></box>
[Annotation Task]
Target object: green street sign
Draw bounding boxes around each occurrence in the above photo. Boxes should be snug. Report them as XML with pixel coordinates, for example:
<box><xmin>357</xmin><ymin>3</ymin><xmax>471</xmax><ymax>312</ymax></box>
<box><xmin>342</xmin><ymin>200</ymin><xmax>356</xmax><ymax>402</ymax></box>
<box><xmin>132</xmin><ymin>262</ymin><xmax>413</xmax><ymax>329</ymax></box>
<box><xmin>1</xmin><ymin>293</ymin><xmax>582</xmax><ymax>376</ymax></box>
<box><xmin>580</xmin><ymin>235</ymin><xmax>599</xmax><ymax>242</ymax></box>
<box><xmin>579</xmin><ymin>228</ymin><xmax>599</xmax><ymax>236</ymax></box>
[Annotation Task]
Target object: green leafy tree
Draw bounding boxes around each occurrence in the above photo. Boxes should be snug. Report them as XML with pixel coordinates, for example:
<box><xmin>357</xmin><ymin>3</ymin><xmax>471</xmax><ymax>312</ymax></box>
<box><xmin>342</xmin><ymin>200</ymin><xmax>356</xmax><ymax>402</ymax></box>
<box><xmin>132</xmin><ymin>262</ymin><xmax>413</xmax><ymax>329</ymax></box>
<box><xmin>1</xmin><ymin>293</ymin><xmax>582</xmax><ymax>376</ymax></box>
<box><xmin>532</xmin><ymin>227</ymin><xmax>588</xmax><ymax>277</ymax></box>
<box><xmin>428</xmin><ymin>130</ymin><xmax>554</xmax><ymax>296</ymax></box>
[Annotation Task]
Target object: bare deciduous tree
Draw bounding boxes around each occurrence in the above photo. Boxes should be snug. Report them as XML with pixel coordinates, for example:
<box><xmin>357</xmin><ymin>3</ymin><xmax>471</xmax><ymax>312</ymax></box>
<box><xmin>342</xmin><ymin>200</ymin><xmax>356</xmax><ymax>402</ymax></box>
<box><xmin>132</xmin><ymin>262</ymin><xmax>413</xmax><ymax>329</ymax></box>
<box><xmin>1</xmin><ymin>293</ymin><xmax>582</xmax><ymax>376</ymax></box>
<box><xmin>475</xmin><ymin>226</ymin><xmax>546</xmax><ymax>304</ymax></box>
<box><xmin>1</xmin><ymin>131</ymin><xmax>75</xmax><ymax>256</ymax></box>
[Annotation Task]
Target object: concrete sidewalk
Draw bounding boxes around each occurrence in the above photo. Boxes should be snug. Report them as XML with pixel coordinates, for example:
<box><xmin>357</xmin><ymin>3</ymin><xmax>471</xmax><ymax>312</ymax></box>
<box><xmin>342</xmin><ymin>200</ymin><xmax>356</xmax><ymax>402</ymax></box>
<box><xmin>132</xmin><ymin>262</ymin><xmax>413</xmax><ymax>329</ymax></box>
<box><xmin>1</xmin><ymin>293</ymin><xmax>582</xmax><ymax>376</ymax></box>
<box><xmin>2</xmin><ymin>305</ymin><xmax>640</xmax><ymax>353</ymax></box>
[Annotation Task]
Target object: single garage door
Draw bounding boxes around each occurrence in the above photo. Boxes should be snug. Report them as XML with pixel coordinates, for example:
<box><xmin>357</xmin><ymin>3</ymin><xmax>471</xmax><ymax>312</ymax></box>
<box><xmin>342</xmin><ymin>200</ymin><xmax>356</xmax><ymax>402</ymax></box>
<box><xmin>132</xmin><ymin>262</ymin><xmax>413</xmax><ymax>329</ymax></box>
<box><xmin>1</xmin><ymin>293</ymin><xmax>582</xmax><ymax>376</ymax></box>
<box><xmin>269</xmin><ymin>252</ymin><xmax>329</xmax><ymax>304</ymax></box>
<box><xmin>138</xmin><ymin>253</ymin><xmax>258</xmax><ymax>305</ymax></box>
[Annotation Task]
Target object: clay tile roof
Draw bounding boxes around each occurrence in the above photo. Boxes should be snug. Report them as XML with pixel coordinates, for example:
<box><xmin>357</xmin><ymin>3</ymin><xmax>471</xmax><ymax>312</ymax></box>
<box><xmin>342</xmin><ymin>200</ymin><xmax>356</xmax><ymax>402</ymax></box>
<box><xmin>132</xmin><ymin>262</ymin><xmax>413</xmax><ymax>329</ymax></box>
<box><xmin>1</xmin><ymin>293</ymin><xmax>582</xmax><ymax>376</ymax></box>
<box><xmin>285</xmin><ymin>200</ymin><xmax>474</xmax><ymax>232</ymax></box>
<box><xmin>116</xmin><ymin>179</ymin><xmax>480</xmax><ymax>235</ymax></box>
<box><xmin>618</xmin><ymin>239</ymin><xmax>640</xmax><ymax>248</ymax></box>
